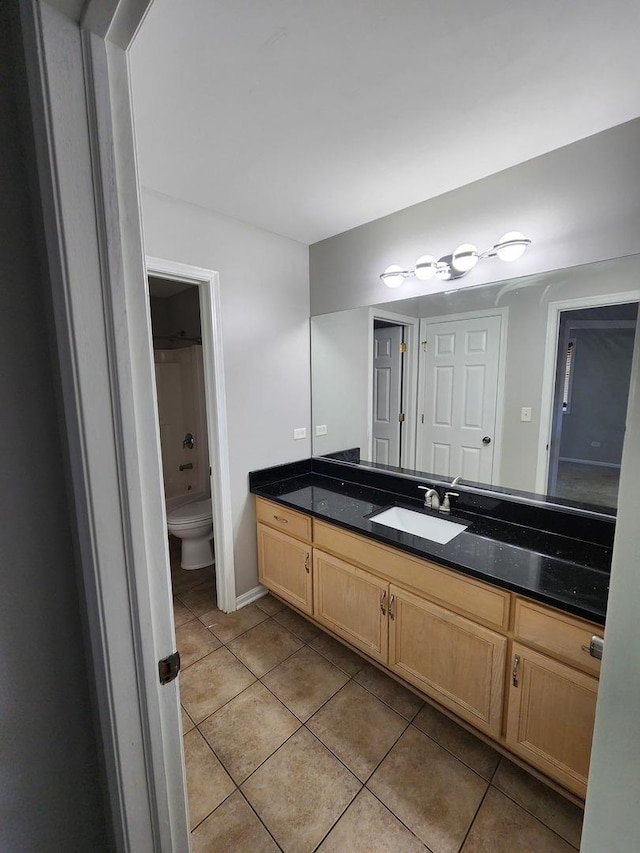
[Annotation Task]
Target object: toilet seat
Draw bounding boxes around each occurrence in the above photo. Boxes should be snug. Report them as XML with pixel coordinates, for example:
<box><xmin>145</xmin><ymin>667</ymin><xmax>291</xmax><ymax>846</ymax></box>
<box><xmin>167</xmin><ymin>499</ymin><xmax>212</xmax><ymax>526</ymax></box>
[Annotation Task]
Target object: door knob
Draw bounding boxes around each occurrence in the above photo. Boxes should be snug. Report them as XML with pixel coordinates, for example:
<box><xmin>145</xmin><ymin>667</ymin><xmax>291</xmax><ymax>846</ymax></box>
<box><xmin>482</xmin><ymin>436</ymin><xmax>492</xmax><ymax>445</ymax></box>
<box><xmin>183</xmin><ymin>432</ymin><xmax>195</xmax><ymax>449</ymax></box>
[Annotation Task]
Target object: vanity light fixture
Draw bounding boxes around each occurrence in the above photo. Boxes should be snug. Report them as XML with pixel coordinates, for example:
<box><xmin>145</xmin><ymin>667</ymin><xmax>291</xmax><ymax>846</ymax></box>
<box><xmin>381</xmin><ymin>231</ymin><xmax>531</xmax><ymax>288</ymax></box>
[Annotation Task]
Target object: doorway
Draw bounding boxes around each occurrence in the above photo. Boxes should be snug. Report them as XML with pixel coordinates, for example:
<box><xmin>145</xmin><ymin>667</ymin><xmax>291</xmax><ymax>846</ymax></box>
<box><xmin>547</xmin><ymin>302</ymin><xmax>638</xmax><ymax>508</ymax></box>
<box><xmin>369</xmin><ymin>310</ymin><xmax>419</xmax><ymax>469</ymax></box>
<box><xmin>146</xmin><ymin>257</ymin><xmax>236</xmax><ymax>614</ymax></box>
<box><xmin>372</xmin><ymin>321</ymin><xmax>405</xmax><ymax>466</ymax></box>
<box><xmin>148</xmin><ymin>276</ymin><xmax>219</xmax><ymax>611</ymax></box>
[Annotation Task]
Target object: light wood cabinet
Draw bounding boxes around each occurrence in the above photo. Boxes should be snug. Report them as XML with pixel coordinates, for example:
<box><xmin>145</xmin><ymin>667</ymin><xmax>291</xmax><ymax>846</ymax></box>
<box><xmin>389</xmin><ymin>585</ymin><xmax>507</xmax><ymax>736</ymax></box>
<box><xmin>314</xmin><ymin>520</ymin><xmax>510</xmax><ymax>630</ymax></box>
<box><xmin>257</xmin><ymin>522</ymin><xmax>312</xmax><ymax>615</ymax></box>
<box><xmin>255</xmin><ymin>496</ymin><xmax>603</xmax><ymax>799</ymax></box>
<box><xmin>506</xmin><ymin>642</ymin><xmax>598</xmax><ymax>798</ymax></box>
<box><xmin>313</xmin><ymin>550</ymin><xmax>389</xmax><ymax>663</ymax></box>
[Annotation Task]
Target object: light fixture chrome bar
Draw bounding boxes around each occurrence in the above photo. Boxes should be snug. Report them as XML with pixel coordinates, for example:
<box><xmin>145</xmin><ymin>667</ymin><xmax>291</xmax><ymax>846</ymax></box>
<box><xmin>381</xmin><ymin>231</ymin><xmax>531</xmax><ymax>288</ymax></box>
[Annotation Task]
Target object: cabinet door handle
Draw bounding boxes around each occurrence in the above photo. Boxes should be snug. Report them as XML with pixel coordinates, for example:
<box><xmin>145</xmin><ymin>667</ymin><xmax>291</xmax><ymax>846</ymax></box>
<box><xmin>581</xmin><ymin>636</ymin><xmax>604</xmax><ymax>660</ymax></box>
<box><xmin>512</xmin><ymin>654</ymin><xmax>520</xmax><ymax>687</ymax></box>
<box><xmin>389</xmin><ymin>594</ymin><xmax>395</xmax><ymax>621</ymax></box>
<box><xmin>304</xmin><ymin>553</ymin><xmax>310</xmax><ymax>574</ymax></box>
<box><xmin>273</xmin><ymin>515</ymin><xmax>288</xmax><ymax>524</ymax></box>
<box><xmin>380</xmin><ymin>591</ymin><xmax>387</xmax><ymax>615</ymax></box>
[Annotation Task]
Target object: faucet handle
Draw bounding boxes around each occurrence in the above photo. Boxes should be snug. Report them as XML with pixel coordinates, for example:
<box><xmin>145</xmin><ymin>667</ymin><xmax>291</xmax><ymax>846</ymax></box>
<box><xmin>441</xmin><ymin>491</ymin><xmax>459</xmax><ymax>513</ymax></box>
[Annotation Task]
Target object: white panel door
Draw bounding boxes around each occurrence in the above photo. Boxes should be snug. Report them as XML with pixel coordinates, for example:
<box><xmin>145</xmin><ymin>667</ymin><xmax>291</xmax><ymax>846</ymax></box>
<box><xmin>418</xmin><ymin>315</ymin><xmax>502</xmax><ymax>483</ymax></box>
<box><xmin>372</xmin><ymin>325</ymin><xmax>403</xmax><ymax>465</ymax></box>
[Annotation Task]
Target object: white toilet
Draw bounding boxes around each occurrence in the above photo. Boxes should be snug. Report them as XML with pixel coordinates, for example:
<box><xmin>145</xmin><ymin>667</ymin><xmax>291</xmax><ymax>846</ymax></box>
<box><xmin>167</xmin><ymin>498</ymin><xmax>214</xmax><ymax>569</ymax></box>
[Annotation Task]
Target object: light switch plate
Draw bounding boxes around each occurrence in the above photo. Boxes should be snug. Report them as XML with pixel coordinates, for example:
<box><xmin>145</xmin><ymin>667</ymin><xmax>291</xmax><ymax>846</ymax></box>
<box><xmin>520</xmin><ymin>407</ymin><xmax>532</xmax><ymax>422</ymax></box>
<box><xmin>315</xmin><ymin>424</ymin><xmax>328</xmax><ymax>436</ymax></box>
<box><xmin>293</xmin><ymin>427</ymin><xmax>307</xmax><ymax>440</ymax></box>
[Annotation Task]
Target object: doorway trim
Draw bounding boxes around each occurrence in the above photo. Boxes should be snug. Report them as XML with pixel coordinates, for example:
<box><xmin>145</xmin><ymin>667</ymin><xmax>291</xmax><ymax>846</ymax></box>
<box><xmin>535</xmin><ymin>290</ymin><xmax>640</xmax><ymax>493</ymax></box>
<box><xmin>368</xmin><ymin>308</ymin><xmax>419</xmax><ymax>468</ymax></box>
<box><xmin>147</xmin><ymin>257</ymin><xmax>236</xmax><ymax>612</ymax></box>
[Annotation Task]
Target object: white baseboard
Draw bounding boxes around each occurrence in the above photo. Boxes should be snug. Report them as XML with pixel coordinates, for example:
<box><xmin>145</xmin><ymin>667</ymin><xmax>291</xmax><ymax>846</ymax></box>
<box><xmin>236</xmin><ymin>584</ymin><xmax>268</xmax><ymax>609</ymax></box>
<box><xmin>559</xmin><ymin>457</ymin><xmax>621</xmax><ymax>469</ymax></box>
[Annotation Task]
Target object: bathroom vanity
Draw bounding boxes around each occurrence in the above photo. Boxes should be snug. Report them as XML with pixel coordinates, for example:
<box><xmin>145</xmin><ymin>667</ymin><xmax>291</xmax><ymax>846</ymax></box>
<box><xmin>250</xmin><ymin>457</ymin><xmax>610</xmax><ymax>800</ymax></box>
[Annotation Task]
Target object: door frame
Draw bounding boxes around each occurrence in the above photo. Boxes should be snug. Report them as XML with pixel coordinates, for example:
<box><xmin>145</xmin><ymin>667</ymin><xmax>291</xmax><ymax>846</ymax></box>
<box><xmin>21</xmin><ymin>1</ymin><xmax>190</xmax><ymax>849</ymax></box>
<box><xmin>147</xmin><ymin>257</ymin><xmax>236</xmax><ymax>612</ymax></box>
<box><xmin>416</xmin><ymin>308</ymin><xmax>508</xmax><ymax>484</ymax></box>
<box><xmin>368</xmin><ymin>309</ymin><xmax>419</xmax><ymax>468</ymax></box>
<box><xmin>535</xmin><ymin>291</ymin><xmax>640</xmax><ymax>494</ymax></box>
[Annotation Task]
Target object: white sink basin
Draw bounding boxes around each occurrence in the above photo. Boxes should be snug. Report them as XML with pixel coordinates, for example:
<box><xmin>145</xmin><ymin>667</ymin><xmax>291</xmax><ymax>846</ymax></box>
<box><xmin>370</xmin><ymin>506</ymin><xmax>469</xmax><ymax>545</ymax></box>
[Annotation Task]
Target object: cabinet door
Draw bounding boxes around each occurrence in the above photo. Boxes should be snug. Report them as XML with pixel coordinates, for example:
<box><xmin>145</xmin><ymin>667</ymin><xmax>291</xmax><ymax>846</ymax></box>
<box><xmin>506</xmin><ymin>642</ymin><xmax>598</xmax><ymax>798</ymax></box>
<box><xmin>313</xmin><ymin>550</ymin><xmax>389</xmax><ymax>664</ymax></box>
<box><xmin>257</xmin><ymin>523</ymin><xmax>312</xmax><ymax>614</ymax></box>
<box><xmin>388</xmin><ymin>586</ymin><xmax>506</xmax><ymax>736</ymax></box>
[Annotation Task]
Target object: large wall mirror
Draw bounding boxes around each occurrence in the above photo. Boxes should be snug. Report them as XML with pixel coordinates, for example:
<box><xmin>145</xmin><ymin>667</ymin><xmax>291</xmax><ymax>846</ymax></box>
<box><xmin>311</xmin><ymin>255</ymin><xmax>639</xmax><ymax>515</ymax></box>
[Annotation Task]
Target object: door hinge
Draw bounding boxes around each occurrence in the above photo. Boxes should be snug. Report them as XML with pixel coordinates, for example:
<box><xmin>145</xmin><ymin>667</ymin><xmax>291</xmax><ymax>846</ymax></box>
<box><xmin>399</xmin><ymin>342</ymin><xmax>407</xmax><ymax>353</ymax></box>
<box><xmin>398</xmin><ymin>413</ymin><xmax>405</xmax><ymax>423</ymax></box>
<box><xmin>159</xmin><ymin>651</ymin><xmax>181</xmax><ymax>685</ymax></box>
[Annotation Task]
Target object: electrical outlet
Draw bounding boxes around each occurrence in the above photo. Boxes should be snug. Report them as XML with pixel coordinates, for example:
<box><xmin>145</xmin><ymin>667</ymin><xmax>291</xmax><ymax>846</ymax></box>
<box><xmin>591</xmin><ymin>441</ymin><xmax>601</xmax><ymax>447</ymax></box>
<box><xmin>315</xmin><ymin>424</ymin><xmax>328</xmax><ymax>436</ymax></box>
<box><xmin>293</xmin><ymin>427</ymin><xmax>307</xmax><ymax>440</ymax></box>
<box><xmin>520</xmin><ymin>407</ymin><xmax>532</xmax><ymax>422</ymax></box>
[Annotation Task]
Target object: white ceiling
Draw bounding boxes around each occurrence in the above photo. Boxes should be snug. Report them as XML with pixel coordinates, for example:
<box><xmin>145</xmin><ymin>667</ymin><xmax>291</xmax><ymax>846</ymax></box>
<box><xmin>130</xmin><ymin>0</ymin><xmax>640</xmax><ymax>245</ymax></box>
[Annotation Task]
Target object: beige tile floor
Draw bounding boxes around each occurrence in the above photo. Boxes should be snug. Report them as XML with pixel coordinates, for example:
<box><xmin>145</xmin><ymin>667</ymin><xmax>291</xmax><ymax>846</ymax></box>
<box><xmin>170</xmin><ymin>553</ymin><xmax>584</xmax><ymax>853</ymax></box>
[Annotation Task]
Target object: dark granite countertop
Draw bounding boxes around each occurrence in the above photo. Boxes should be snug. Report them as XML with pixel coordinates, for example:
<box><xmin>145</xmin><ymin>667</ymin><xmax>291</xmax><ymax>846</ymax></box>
<box><xmin>250</xmin><ymin>465</ymin><xmax>610</xmax><ymax>626</ymax></box>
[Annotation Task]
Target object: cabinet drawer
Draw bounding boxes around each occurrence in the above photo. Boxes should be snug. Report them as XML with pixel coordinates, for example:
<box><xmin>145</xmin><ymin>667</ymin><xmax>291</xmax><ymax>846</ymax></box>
<box><xmin>256</xmin><ymin>497</ymin><xmax>312</xmax><ymax>543</ymax></box>
<box><xmin>314</xmin><ymin>520</ymin><xmax>510</xmax><ymax>630</ymax></box>
<box><xmin>514</xmin><ymin>599</ymin><xmax>602</xmax><ymax>677</ymax></box>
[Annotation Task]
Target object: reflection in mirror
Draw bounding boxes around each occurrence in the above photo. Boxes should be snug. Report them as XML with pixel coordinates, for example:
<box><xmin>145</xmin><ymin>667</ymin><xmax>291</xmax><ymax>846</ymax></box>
<box><xmin>311</xmin><ymin>255</ymin><xmax>639</xmax><ymax>514</ymax></box>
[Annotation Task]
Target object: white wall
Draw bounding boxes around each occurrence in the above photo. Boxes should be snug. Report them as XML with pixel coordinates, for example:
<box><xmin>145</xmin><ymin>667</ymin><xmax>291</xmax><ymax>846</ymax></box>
<box><xmin>311</xmin><ymin>308</ymin><xmax>370</xmax><ymax>456</ymax></box>
<box><xmin>140</xmin><ymin>188</ymin><xmax>310</xmax><ymax>596</ymax></box>
<box><xmin>0</xmin><ymin>2</ymin><xmax>108</xmax><ymax>847</ymax></box>
<box><xmin>309</xmin><ymin>119</ymin><xmax>640</xmax><ymax>316</ymax></box>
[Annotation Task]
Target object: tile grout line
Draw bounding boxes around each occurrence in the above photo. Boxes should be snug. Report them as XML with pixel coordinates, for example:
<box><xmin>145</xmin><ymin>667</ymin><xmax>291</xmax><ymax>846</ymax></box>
<box><xmin>487</xmin><ymin>781</ymin><xmax>583</xmax><ymax>850</ymax></box>
<box><xmin>456</xmin><ymin>783</ymin><xmax>491</xmax><ymax>852</ymax></box>
<box><xmin>236</xmin><ymin>787</ymin><xmax>285</xmax><ymax>852</ymax></box>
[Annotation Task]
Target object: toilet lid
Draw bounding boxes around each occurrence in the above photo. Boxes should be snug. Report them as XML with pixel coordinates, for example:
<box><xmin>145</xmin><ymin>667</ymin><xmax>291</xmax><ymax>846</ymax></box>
<box><xmin>167</xmin><ymin>499</ymin><xmax>212</xmax><ymax>524</ymax></box>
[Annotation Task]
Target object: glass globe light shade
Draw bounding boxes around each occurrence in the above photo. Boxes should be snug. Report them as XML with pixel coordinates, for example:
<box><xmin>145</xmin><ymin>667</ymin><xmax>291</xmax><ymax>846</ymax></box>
<box><xmin>452</xmin><ymin>243</ymin><xmax>478</xmax><ymax>272</ymax></box>
<box><xmin>381</xmin><ymin>264</ymin><xmax>406</xmax><ymax>288</ymax></box>
<box><xmin>414</xmin><ymin>255</ymin><xmax>437</xmax><ymax>281</ymax></box>
<box><xmin>496</xmin><ymin>231</ymin><xmax>530</xmax><ymax>262</ymax></box>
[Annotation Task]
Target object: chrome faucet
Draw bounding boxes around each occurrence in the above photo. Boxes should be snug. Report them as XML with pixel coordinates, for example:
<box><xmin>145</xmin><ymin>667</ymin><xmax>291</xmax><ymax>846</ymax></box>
<box><xmin>418</xmin><ymin>485</ymin><xmax>440</xmax><ymax>511</ymax></box>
